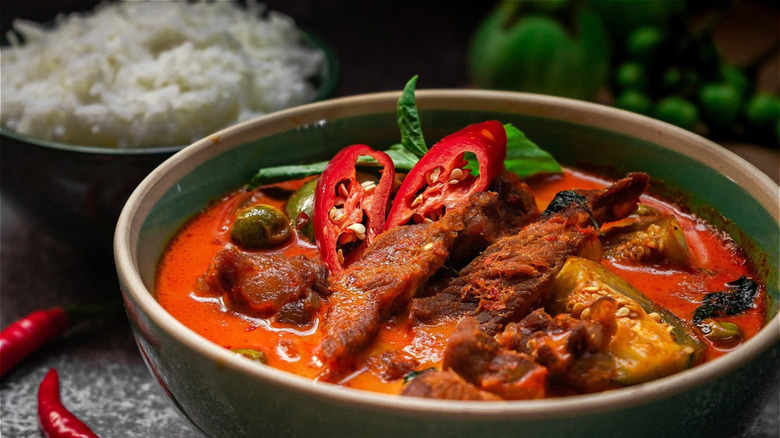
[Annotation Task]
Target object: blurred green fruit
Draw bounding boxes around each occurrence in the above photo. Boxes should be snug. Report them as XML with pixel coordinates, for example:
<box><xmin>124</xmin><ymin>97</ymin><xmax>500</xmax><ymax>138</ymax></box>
<box><xmin>745</xmin><ymin>93</ymin><xmax>780</xmax><ymax>130</ymax></box>
<box><xmin>615</xmin><ymin>90</ymin><xmax>653</xmax><ymax>116</ymax></box>
<box><xmin>699</xmin><ymin>83</ymin><xmax>743</xmax><ymax>130</ymax></box>
<box><xmin>614</xmin><ymin>62</ymin><xmax>648</xmax><ymax>91</ymax></box>
<box><xmin>626</xmin><ymin>26</ymin><xmax>665</xmax><ymax>64</ymax></box>
<box><xmin>469</xmin><ymin>1</ymin><xmax>610</xmax><ymax>100</ymax></box>
<box><xmin>719</xmin><ymin>64</ymin><xmax>750</xmax><ymax>97</ymax></box>
<box><xmin>655</xmin><ymin>96</ymin><xmax>699</xmax><ymax>131</ymax></box>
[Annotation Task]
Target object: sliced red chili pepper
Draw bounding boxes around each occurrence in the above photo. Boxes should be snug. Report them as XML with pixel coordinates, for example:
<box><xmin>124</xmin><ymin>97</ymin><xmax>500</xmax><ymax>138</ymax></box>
<box><xmin>385</xmin><ymin>120</ymin><xmax>507</xmax><ymax>229</ymax></box>
<box><xmin>313</xmin><ymin>144</ymin><xmax>395</xmax><ymax>274</ymax></box>
<box><xmin>38</xmin><ymin>369</ymin><xmax>99</xmax><ymax>438</ymax></box>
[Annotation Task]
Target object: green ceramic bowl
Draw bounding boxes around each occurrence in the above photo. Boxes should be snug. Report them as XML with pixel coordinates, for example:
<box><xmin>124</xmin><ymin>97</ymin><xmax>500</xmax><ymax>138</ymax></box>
<box><xmin>0</xmin><ymin>30</ymin><xmax>337</xmax><ymax>254</ymax></box>
<box><xmin>115</xmin><ymin>90</ymin><xmax>779</xmax><ymax>438</ymax></box>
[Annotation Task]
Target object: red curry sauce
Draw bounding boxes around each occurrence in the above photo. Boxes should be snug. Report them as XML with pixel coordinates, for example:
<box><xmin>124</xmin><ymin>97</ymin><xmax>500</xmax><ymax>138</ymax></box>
<box><xmin>155</xmin><ymin>169</ymin><xmax>766</xmax><ymax>395</ymax></box>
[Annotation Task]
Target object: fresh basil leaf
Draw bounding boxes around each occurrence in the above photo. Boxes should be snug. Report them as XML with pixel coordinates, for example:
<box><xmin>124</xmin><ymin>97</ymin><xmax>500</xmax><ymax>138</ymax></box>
<box><xmin>397</xmin><ymin>75</ymin><xmax>427</xmax><ymax>158</ymax></box>
<box><xmin>248</xmin><ymin>162</ymin><xmax>327</xmax><ymax>188</ymax></box>
<box><xmin>384</xmin><ymin>143</ymin><xmax>419</xmax><ymax>171</ymax></box>
<box><xmin>503</xmin><ymin>123</ymin><xmax>562</xmax><ymax>178</ymax></box>
<box><xmin>249</xmin><ymin>95</ymin><xmax>562</xmax><ymax>188</ymax></box>
<box><xmin>463</xmin><ymin>124</ymin><xmax>562</xmax><ymax>178</ymax></box>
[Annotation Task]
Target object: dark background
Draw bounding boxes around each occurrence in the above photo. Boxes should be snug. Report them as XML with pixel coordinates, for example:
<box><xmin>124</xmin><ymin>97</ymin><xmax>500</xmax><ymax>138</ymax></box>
<box><xmin>1</xmin><ymin>1</ymin><xmax>778</xmax><ymax>437</ymax></box>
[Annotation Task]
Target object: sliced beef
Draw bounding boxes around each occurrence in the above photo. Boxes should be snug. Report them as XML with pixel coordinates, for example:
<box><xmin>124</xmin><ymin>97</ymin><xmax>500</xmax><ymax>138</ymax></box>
<box><xmin>410</xmin><ymin>173</ymin><xmax>649</xmax><ymax>334</ymax></box>
<box><xmin>442</xmin><ymin>317</ymin><xmax>548</xmax><ymax>400</ymax></box>
<box><xmin>580</xmin><ymin>172</ymin><xmax>651</xmax><ymax>225</ymax></box>
<box><xmin>198</xmin><ymin>246</ymin><xmax>328</xmax><ymax>319</ymax></box>
<box><xmin>450</xmin><ymin>169</ymin><xmax>540</xmax><ymax>263</ymax></box>
<box><xmin>416</xmin><ymin>304</ymin><xmax>618</xmax><ymax>401</ymax></box>
<box><xmin>318</xmin><ymin>203</ymin><xmax>468</xmax><ymax>376</ymax></box>
<box><xmin>496</xmin><ymin>301</ymin><xmax>617</xmax><ymax>394</ymax></box>
<box><xmin>365</xmin><ymin>350</ymin><xmax>420</xmax><ymax>381</ymax></box>
<box><xmin>275</xmin><ymin>290</ymin><xmax>323</xmax><ymax>325</ymax></box>
<box><xmin>409</xmin><ymin>287</ymin><xmax>478</xmax><ymax>323</ymax></box>
<box><xmin>401</xmin><ymin>369</ymin><xmax>502</xmax><ymax>401</ymax></box>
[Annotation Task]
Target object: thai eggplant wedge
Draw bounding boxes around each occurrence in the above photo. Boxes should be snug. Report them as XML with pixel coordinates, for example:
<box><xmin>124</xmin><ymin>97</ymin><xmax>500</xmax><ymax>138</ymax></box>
<box><xmin>547</xmin><ymin>256</ymin><xmax>705</xmax><ymax>386</ymax></box>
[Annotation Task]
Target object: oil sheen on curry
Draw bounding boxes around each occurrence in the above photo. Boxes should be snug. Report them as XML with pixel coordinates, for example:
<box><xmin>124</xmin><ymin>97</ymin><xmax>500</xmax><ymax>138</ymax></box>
<box><xmin>155</xmin><ymin>120</ymin><xmax>766</xmax><ymax>400</ymax></box>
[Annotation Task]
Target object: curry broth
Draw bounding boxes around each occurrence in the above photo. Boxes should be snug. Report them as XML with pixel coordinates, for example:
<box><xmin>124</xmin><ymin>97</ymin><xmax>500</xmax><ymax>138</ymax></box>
<box><xmin>155</xmin><ymin>168</ymin><xmax>765</xmax><ymax>395</ymax></box>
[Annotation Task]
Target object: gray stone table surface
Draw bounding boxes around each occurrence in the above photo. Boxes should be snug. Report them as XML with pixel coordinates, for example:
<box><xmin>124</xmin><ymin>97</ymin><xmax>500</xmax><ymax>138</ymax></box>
<box><xmin>0</xmin><ymin>198</ymin><xmax>191</xmax><ymax>437</ymax></box>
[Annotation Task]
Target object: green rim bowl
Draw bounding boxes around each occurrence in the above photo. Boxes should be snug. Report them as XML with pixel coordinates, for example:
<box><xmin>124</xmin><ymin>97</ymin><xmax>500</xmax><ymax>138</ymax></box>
<box><xmin>0</xmin><ymin>29</ymin><xmax>337</xmax><ymax>254</ymax></box>
<box><xmin>115</xmin><ymin>90</ymin><xmax>779</xmax><ymax>438</ymax></box>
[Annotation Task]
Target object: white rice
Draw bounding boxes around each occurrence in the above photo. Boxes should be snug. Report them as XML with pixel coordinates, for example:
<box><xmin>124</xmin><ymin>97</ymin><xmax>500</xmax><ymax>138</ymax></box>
<box><xmin>0</xmin><ymin>1</ymin><xmax>325</xmax><ymax>148</ymax></box>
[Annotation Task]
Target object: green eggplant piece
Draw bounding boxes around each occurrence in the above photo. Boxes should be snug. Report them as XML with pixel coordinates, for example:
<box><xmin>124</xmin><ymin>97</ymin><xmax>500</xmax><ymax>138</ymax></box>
<box><xmin>548</xmin><ymin>257</ymin><xmax>705</xmax><ymax>385</ymax></box>
<box><xmin>602</xmin><ymin>214</ymin><xmax>690</xmax><ymax>266</ymax></box>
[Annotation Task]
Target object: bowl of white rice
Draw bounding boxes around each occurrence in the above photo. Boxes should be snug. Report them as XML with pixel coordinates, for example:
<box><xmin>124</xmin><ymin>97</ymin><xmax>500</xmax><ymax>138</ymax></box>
<box><xmin>0</xmin><ymin>0</ymin><xmax>338</xmax><ymax>253</ymax></box>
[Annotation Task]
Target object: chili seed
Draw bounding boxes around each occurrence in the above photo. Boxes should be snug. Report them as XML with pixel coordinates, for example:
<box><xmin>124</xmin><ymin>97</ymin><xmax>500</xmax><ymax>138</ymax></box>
<box><xmin>347</xmin><ymin>223</ymin><xmax>366</xmax><ymax>240</ymax></box>
<box><xmin>338</xmin><ymin>182</ymin><xmax>349</xmax><ymax>198</ymax></box>
<box><xmin>449</xmin><ymin>168</ymin><xmax>464</xmax><ymax>181</ymax></box>
<box><xmin>329</xmin><ymin>207</ymin><xmax>346</xmax><ymax>223</ymax></box>
<box><xmin>427</xmin><ymin>167</ymin><xmax>442</xmax><ymax>185</ymax></box>
<box><xmin>411</xmin><ymin>194</ymin><xmax>424</xmax><ymax>207</ymax></box>
<box><xmin>615</xmin><ymin>307</ymin><xmax>630</xmax><ymax>318</ymax></box>
<box><xmin>360</xmin><ymin>180</ymin><xmax>377</xmax><ymax>193</ymax></box>
<box><xmin>337</xmin><ymin>249</ymin><xmax>345</xmax><ymax>264</ymax></box>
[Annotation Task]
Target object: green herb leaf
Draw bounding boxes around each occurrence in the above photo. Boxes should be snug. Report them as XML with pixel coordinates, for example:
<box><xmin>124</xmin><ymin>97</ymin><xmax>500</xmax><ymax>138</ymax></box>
<box><xmin>397</xmin><ymin>75</ymin><xmax>428</xmax><ymax>158</ymax></box>
<box><xmin>464</xmin><ymin>123</ymin><xmax>562</xmax><ymax>178</ymax></box>
<box><xmin>249</xmin><ymin>162</ymin><xmax>327</xmax><ymax>188</ymax></box>
<box><xmin>231</xmin><ymin>348</ymin><xmax>268</xmax><ymax>364</ymax></box>
<box><xmin>503</xmin><ymin>123</ymin><xmax>562</xmax><ymax>178</ymax></box>
<box><xmin>693</xmin><ymin>276</ymin><xmax>758</xmax><ymax>325</ymax></box>
<box><xmin>402</xmin><ymin>367</ymin><xmax>437</xmax><ymax>384</ymax></box>
<box><xmin>383</xmin><ymin>143</ymin><xmax>419</xmax><ymax>171</ymax></box>
<box><xmin>249</xmin><ymin>81</ymin><xmax>562</xmax><ymax>188</ymax></box>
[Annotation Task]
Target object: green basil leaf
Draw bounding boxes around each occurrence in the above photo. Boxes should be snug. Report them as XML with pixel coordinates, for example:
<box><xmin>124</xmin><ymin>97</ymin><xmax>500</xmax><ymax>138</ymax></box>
<box><xmin>503</xmin><ymin>123</ymin><xmax>562</xmax><ymax>177</ymax></box>
<box><xmin>464</xmin><ymin>124</ymin><xmax>562</xmax><ymax>178</ymax></box>
<box><xmin>397</xmin><ymin>75</ymin><xmax>428</xmax><ymax>158</ymax></box>
<box><xmin>248</xmin><ymin>162</ymin><xmax>327</xmax><ymax>188</ymax></box>
<box><xmin>383</xmin><ymin>143</ymin><xmax>419</xmax><ymax>171</ymax></box>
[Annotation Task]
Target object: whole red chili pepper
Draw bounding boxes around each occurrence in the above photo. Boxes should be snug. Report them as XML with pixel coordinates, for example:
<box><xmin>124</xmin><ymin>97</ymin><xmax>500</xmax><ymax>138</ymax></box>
<box><xmin>0</xmin><ymin>306</ymin><xmax>110</xmax><ymax>378</ymax></box>
<box><xmin>384</xmin><ymin>120</ymin><xmax>507</xmax><ymax>229</ymax></box>
<box><xmin>38</xmin><ymin>369</ymin><xmax>99</xmax><ymax>438</ymax></box>
<box><xmin>313</xmin><ymin>144</ymin><xmax>395</xmax><ymax>274</ymax></box>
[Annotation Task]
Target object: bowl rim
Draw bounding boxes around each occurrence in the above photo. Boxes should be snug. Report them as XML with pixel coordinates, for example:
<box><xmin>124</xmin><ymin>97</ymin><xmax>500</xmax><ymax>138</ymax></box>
<box><xmin>115</xmin><ymin>89</ymin><xmax>780</xmax><ymax>419</ymax></box>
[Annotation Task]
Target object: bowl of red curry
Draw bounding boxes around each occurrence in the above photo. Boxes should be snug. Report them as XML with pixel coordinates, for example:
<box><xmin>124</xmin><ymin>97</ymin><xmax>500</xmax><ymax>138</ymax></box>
<box><xmin>115</xmin><ymin>88</ymin><xmax>779</xmax><ymax>438</ymax></box>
